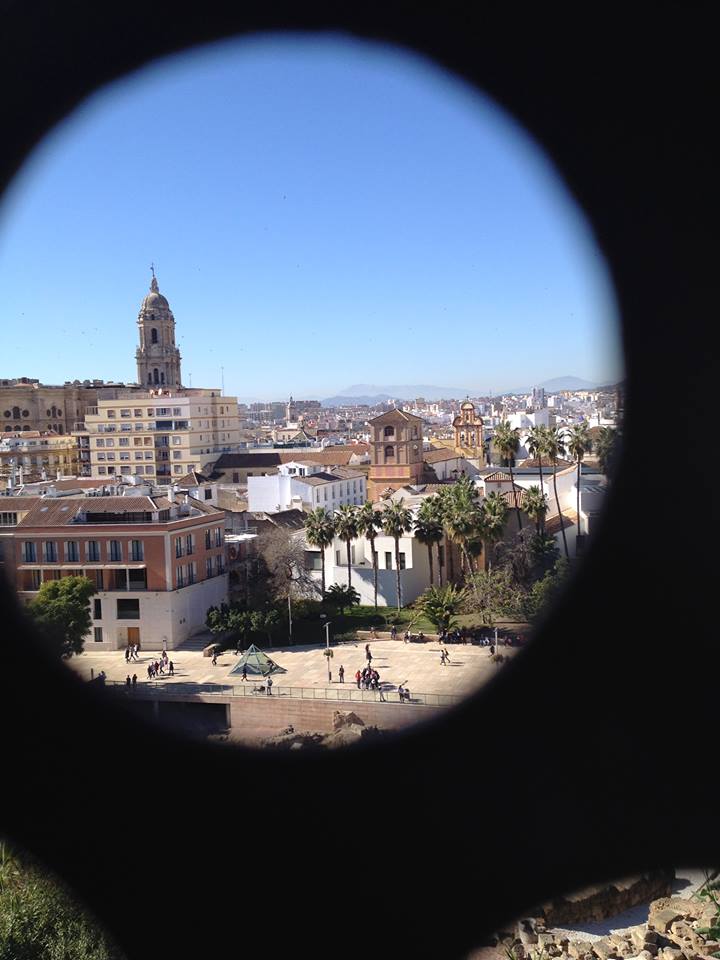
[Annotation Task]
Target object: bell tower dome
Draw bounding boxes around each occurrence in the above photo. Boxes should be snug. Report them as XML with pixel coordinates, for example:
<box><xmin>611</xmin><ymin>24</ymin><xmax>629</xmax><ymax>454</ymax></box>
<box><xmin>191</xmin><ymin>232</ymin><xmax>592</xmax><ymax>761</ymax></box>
<box><xmin>135</xmin><ymin>268</ymin><xmax>182</xmax><ymax>388</ymax></box>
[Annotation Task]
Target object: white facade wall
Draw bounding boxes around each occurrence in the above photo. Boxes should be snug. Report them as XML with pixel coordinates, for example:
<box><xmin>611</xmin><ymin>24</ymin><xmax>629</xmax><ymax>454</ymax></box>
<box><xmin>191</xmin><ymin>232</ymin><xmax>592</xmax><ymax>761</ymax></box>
<box><xmin>248</xmin><ymin>473</ymin><xmax>367</xmax><ymax>514</ymax></box>
<box><xmin>88</xmin><ymin>574</ymin><xmax>229</xmax><ymax>651</ymax></box>
<box><xmin>316</xmin><ymin>531</ymin><xmax>430</xmax><ymax>607</ymax></box>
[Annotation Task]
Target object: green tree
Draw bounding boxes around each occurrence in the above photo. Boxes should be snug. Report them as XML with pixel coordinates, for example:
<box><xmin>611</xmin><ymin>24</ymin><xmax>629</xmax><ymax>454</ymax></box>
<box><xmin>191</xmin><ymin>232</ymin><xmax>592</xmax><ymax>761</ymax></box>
<box><xmin>417</xmin><ymin>583</ymin><xmax>467</xmax><ymax>632</ymax></box>
<box><xmin>380</xmin><ymin>498</ymin><xmax>414</xmax><ymax>611</ymax></box>
<box><xmin>525</xmin><ymin>558</ymin><xmax>570</xmax><ymax>622</ymax></box>
<box><xmin>414</xmin><ymin>497</ymin><xmax>445</xmax><ymax>587</ymax></box>
<box><xmin>27</xmin><ymin>576</ymin><xmax>96</xmax><ymax>659</ymax></box>
<box><xmin>493</xmin><ymin>420</ymin><xmax>523</xmax><ymax>534</ymax></box>
<box><xmin>333</xmin><ymin>503</ymin><xmax>358</xmax><ymax>589</ymax></box>
<box><xmin>206</xmin><ymin>603</ymin><xmax>252</xmax><ymax>649</ymax></box>
<box><xmin>355</xmin><ymin>501</ymin><xmax>382</xmax><ymax>611</ymax></box>
<box><xmin>303</xmin><ymin>507</ymin><xmax>336</xmax><ymax>597</ymax></box>
<box><xmin>465</xmin><ymin>566</ymin><xmax>525</xmax><ymax>625</ymax></box>
<box><xmin>526</xmin><ymin>424</ymin><xmax>549</xmax><ymax>534</ymax></box>
<box><xmin>324</xmin><ymin>583</ymin><xmax>361</xmax><ymax>616</ymax></box>
<box><xmin>596</xmin><ymin>425</ymin><xmax>620</xmax><ymax>479</ymax></box>
<box><xmin>251</xmin><ymin>609</ymin><xmax>281</xmax><ymax>645</ymax></box>
<box><xmin>441</xmin><ymin>475</ymin><xmax>482</xmax><ymax>580</ymax></box>
<box><xmin>565</xmin><ymin>422</ymin><xmax>593</xmax><ymax>550</ymax></box>
<box><xmin>523</xmin><ymin>484</ymin><xmax>548</xmax><ymax>535</ymax></box>
<box><xmin>543</xmin><ymin>427</ymin><xmax>570</xmax><ymax>559</ymax></box>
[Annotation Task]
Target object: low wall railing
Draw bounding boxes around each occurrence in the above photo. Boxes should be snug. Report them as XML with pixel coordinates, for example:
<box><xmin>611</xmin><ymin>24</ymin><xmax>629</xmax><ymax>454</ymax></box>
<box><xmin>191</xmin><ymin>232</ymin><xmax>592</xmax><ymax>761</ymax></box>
<box><xmin>103</xmin><ymin>679</ymin><xmax>461</xmax><ymax>708</ymax></box>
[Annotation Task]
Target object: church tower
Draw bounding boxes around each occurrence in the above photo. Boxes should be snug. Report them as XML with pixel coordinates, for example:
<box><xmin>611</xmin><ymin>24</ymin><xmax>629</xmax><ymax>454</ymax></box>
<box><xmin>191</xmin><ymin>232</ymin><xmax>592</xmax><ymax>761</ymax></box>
<box><xmin>135</xmin><ymin>270</ymin><xmax>182</xmax><ymax>388</ymax></box>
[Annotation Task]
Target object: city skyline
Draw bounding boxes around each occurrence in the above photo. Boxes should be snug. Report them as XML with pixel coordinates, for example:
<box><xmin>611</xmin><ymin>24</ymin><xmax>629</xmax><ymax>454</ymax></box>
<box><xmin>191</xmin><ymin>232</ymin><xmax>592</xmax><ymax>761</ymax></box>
<box><xmin>0</xmin><ymin>33</ymin><xmax>623</xmax><ymax>399</ymax></box>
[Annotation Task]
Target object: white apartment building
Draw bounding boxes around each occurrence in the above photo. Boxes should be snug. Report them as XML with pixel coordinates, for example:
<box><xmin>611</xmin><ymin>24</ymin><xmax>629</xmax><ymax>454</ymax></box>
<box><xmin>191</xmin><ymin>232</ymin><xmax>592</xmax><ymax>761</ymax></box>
<box><xmin>247</xmin><ymin>461</ymin><xmax>366</xmax><ymax>514</ymax></box>
<box><xmin>84</xmin><ymin>388</ymin><xmax>239</xmax><ymax>482</ymax></box>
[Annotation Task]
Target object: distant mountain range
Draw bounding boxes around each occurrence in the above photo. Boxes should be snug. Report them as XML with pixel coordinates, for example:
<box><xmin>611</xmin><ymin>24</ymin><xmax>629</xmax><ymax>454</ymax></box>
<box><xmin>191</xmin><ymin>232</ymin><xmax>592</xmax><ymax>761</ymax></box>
<box><xmin>320</xmin><ymin>376</ymin><xmax>606</xmax><ymax>406</ymax></box>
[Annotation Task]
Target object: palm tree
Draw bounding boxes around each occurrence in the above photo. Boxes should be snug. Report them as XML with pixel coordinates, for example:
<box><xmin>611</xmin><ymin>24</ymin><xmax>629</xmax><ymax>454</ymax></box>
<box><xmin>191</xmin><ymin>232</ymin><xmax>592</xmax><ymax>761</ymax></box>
<box><xmin>596</xmin><ymin>425</ymin><xmax>619</xmax><ymax>479</ymax></box>
<box><xmin>481</xmin><ymin>490</ymin><xmax>510</xmax><ymax>569</ymax></box>
<box><xmin>414</xmin><ymin>497</ymin><xmax>445</xmax><ymax>587</ymax></box>
<box><xmin>417</xmin><ymin>583</ymin><xmax>468</xmax><ymax>633</ymax></box>
<box><xmin>523</xmin><ymin>485</ymin><xmax>548</xmax><ymax>535</ymax></box>
<box><xmin>303</xmin><ymin>506</ymin><xmax>336</xmax><ymax>597</ymax></box>
<box><xmin>356</xmin><ymin>501</ymin><xmax>382</xmax><ymax>611</ymax></box>
<box><xmin>380</xmin><ymin>498</ymin><xmax>414</xmax><ymax>611</ymax></box>
<box><xmin>565</xmin><ymin>422</ymin><xmax>593</xmax><ymax>549</ymax></box>
<box><xmin>334</xmin><ymin>504</ymin><xmax>358</xmax><ymax>589</ymax></box>
<box><xmin>543</xmin><ymin>426</ymin><xmax>570</xmax><ymax>559</ymax></box>
<box><xmin>493</xmin><ymin>420</ymin><xmax>523</xmax><ymax>534</ymax></box>
<box><xmin>526</xmin><ymin>424</ymin><xmax>548</xmax><ymax>534</ymax></box>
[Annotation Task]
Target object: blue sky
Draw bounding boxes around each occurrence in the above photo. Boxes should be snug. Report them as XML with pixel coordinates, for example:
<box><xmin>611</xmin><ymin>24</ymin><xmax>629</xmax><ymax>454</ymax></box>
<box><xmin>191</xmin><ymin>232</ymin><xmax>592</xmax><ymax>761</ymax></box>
<box><xmin>0</xmin><ymin>33</ymin><xmax>622</xmax><ymax>401</ymax></box>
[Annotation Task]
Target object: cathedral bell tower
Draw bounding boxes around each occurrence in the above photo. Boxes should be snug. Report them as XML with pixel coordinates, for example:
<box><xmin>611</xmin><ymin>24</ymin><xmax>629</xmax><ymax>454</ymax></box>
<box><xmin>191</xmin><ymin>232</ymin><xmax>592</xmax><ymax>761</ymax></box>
<box><xmin>135</xmin><ymin>269</ymin><xmax>182</xmax><ymax>388</ymax></box>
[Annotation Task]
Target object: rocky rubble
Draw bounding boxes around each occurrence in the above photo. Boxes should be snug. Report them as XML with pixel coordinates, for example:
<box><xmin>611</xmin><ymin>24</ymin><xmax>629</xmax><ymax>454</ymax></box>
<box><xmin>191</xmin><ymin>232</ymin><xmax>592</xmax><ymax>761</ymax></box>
<box><xmin>262</xmin><ymin>711</ymin><xmax>385</xmax><ymax>750</ymax></box>
<box><xmin>494</xmin><ymin>893</ymin><xmax>720</xmax><ymax>960</ymax></box>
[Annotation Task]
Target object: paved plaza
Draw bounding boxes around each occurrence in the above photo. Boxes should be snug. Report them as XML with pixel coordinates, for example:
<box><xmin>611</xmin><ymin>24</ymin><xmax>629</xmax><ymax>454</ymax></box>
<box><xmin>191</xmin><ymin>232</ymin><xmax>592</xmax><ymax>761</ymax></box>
<box><xmin>69</xmin><ymin>636</ymin><xmax>519</xmax><ymax>699</ymax></box>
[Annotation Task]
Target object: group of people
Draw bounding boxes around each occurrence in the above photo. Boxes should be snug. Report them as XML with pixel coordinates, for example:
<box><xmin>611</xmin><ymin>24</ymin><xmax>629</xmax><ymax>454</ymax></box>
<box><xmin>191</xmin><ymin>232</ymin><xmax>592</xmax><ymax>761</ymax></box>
<box><xmin>125</xmin><ymin>674</ymin><xmax>138</xmax><ymax>690</ymax></box>
<box><xmin>124</xmin><ymin>644</ymin><xmax>140</xmax><ymax>662</ymax></box>
<box><xmin>354</xmin><ymin>664</ymin><xmax>384</xmax><ymax>696</ymax></box>
<box><xmin>439</xmin><ymin>648</ymin><xmax>452</xmax><ymax>666</ymax></box>
<box><xmin>147</xmin><ymin>652</ymin><xmax>174</xmax><ymax>679</ymax></box>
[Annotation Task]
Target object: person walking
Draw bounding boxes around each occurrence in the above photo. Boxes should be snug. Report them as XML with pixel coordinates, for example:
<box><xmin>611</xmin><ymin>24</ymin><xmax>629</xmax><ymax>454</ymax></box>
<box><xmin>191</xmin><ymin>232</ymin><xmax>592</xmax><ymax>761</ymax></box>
<box><xmin>366</xmin><ymin>645</ymin><xmax>372</xmax><ymax>664</ymax></box>
<box><xmin>168</xmin><ymin>661</ymin><xmax>174</xmax><ymax>676</ymax></box>
<box><xmin>390</xmin><ymin>625</ymin><xmax>397</xmax><ymax>641</ymax></box>
<box><xmin>404</xmin><ymin>630</ymin><xmax>410</xmax><ymax>644</ymax></box>
<box><xmin>355</xmin><ymin>669</ymin><xmax>362</xmax><ymax>689</ymax></box>
<box><xmin>443</xmin><ymin>647</ymin><xmax>451</xmax><ymax>664</ymax></box>
<box><xmin>125</xmin><ymin>647</ymin><xmax>130</xmax><ymax>664</ymax></box>
<box><xmin>147</xmin><ymin>664</ymin><xmax>153</xmax><ymax>680</ymax></box>
<box><xmin>266</xmin><ymin>674</ymin><xmax>273</xmax><ymax>696</ymax></box>
<box><xmin>131</xmin><ymin>673</ymin><xmax>137</xmax><ymax>691</ymax></box>
<box><xmin>212</xmin><ymin>650</ymin><xmax>218</xmax><ymax>666</ymax></box>
<box><xmin>126</xmin><ymin>675</ymin><xmax>131</xmax><ymax>688</ymax></box>
<box><xmin>339</xmin><ymin>665</ymin><xmax>345</xmax><ymax>683</ymax></box>
<box><xmin>440</xmin><ymin>650</ymin><xmax>446</xmax><ymax>666</ymax></box>
<box><xmin>241</xmin><ymin>665</ymin><xmax>248</xmax><ymax>682</ymax></box>
<box><xmin>489</xmin><ymin>643</ymin><xmax>495</xmax><ymax>657</ymax></box>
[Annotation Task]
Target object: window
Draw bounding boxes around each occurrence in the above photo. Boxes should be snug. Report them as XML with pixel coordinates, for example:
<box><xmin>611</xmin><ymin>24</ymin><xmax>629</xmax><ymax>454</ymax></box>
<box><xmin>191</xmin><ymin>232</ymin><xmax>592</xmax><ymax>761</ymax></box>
<box><xmin>106</xmin><ymin>454</ymin><xmax>115</xmax><ymax>462</ymax></box>
<box><xmin>206</xmin><ymin>557</ymin><xmax>213</xmax><ymax>578</ymax></box>
<box><xmin>133</xmin><ymin>438</ymin><xmax>142</xmax><ymax>446</ymax></box>
<box><xmin>172</xmin><ymin>436</ymin><xmax>182</xmax><ymax>445</ymax></box>
<box><xmin>120</xmin><ymin>409</ymin><xmax>131</xmax><ymax>418</ymax></box>
<box><xmin>105</xmin><ymin>439</ymin><xmax>114</xmax><ymax>447</ymax></box>
<box><xmin>385</xmin><ymin>551</ymin><xmax>392</xmax><ymax>569</ymax></box>
<box><xmin>116</xmin><ymin>599</ymin><xmax>140</xmax><ymax>620</ymax></box>
<box><xmin>120</xmin><ymin>454</ymin><xmax>130</xmax><ymax>461</ymax></box>
<box><xmin>130</xmin><ymin>540</ymin><xmax>144</xmax><ymax>561</ymax></box>
<box><xmin>185</xmin><ymin>534</ymin><xmax>194</xmax><ymax>555</ymax></box>
<box><xmin>109</xmin><ymin>540</ymin><xmax>122</xmax><ymax>562</ymax></box>
<box><xmin>134</xmin><ymin>409</ymin><xmax>142</xmax><ymax>417</ymax></box>
<box><xmin>174</xmin><ymin>465</ymin><xmax>183</xmax><ymax>474</ymax></box>
<box><xmin>383</xmin><ymin>425</ymin><xmax>395</xmax><ymax>438</ymax></box>
<box><xmin>43</xmin><ymin>541</ymin><xmax>58</xmax><ymax>562</ymax></box>
<box><xmin>65</xmin><ymin>541</ymin><xmax>79</xmax><ymax>562</ymax></box>
<box><xmin>97</xmin><ymin>453</ymin><xmax>106</xmax><ymax>461</ymax></box>
<box><xmin>96</xmin><ymin>438</ymin><xmax>105</xmax><ymax>447</ymax></box>
<box><xmin>87</xmin><ymin>541</ymin><xmax>100</xmax><ymax>561</ymax></box>
<box><xmin>399</xmin><ymin>552</ymin><xmax>406</xmax><ymax>570</ymax></box>
<box><xmin>173</xmin><ymin>407</ymin><xmax>182</xmax><ymax>416</ymax></box>
<box><xmin>144</xmin><ymin>451</ymin><xmax>153</xmax><ymax>459</ymax></box>
<box><xmin>232</xmin><ymin>472</ymin><xmax>240</xmax><ymax>483</ymax></box>
<box><xmin>188</xmin><ymin>562</ymin><xmax>196</xmax><ymax>585</ymax></box>
<box><xmin>204</xmin><ymin>489</ymin><xmax>212</xmax><ymax>501</ymax></box>
<box><xmin>176</xmin><ymin>566</ymin><xmax>185</xmax><ymax>588</ymax></box>
<box><xmin>30</xmin><ymin>570</ymin><xmax>42</xmax><ymax>590</ymax></box>
<box><xmin>215</xmin><ymin>527</ymin><xmax>223</xmax><ymax>547</ymax></box>
<box><xmin>151</xmin><ymin>328</ymin><xmax>158</xmax><ymax>344</ymax></box>
<box><xmin>119</xmin><ymin>438</ymin><xmax>130</xmax><ymax>446</ymax></box>
<box><xmin>205</xmin><ymin>529</ymin><xmax>211</xmax><ymax>549</ymax></box>
<box><xmin>106</xmin><ymin>409</ymin><xmax>116</xmax><ymax>418</ymax></box>
<box><xmin>98</xmin><ymin>466</ymin><xmax>107</xmax><ymax>475</ymax></box>
<box><xmin>93</xmin><ymin>599</ymin><xmax>102</xmax><ymax>620</ymax></box>
<box><xmin>0</xmin><ymin>512</ymin><xmax>18</xmax><ymax>526</ymax></box>
<box><xmin>384</xmin><ymin>445</ymin><xmax>395</xmax><ymax>460</ymax></box>
<box><xmin>93</xmin><ymin>627</ymin><xmax>103</xmax><ymax>643</ymax></box>
<box><xmin>173</xmin><ymin>451</ymin><xmax>182</xmax><ymax>459</ymax></box>
<box><xmin>175</xmin><ymin>537</ymin><xmax>184</xmax><ymax>558</ymax></box>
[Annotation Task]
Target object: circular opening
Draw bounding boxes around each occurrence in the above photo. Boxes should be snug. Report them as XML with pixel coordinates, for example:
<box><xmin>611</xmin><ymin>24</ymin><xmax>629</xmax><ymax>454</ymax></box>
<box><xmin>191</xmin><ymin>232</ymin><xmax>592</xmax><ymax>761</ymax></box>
<box><xmin>0</xmin><ymin>33</ymin><xmax>624</xmax><ymax>747</ymax></box>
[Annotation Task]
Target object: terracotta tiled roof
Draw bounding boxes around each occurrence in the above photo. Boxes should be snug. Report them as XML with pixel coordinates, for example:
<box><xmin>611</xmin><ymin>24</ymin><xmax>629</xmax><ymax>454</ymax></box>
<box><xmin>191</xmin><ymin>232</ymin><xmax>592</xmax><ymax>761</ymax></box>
<box><xmin>544</xmin><ymin>510</ymin><xmax>578</xmax><ymax>535</ymax></box>
<box><xmin>423</xmin><ymin>448</ymin><xmax>462</xmax><ymax>464</ymax></box>
<box><xmin>520</xmin><ymin>457</ymin><xmax>574</xmax><ymax>469</ymax></box>
<box><xmin>484</xmin><ymin>471</ymin><xmax>513</xmax><ymax>482</ymax></box>
<box><xmin>0</xmin><ymin>496</ymin><xmax>43</xmax><ymax>512</ymax></box>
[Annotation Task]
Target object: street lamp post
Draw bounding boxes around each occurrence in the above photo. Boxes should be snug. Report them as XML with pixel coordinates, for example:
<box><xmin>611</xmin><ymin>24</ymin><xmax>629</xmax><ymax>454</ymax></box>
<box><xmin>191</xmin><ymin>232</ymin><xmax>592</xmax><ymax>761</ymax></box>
<box><xmin>320</xmin><ymin>614</ymin><xmax>332</xmax><ymax>683</ymax></box>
